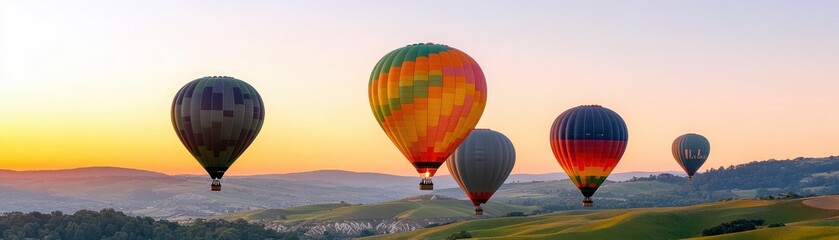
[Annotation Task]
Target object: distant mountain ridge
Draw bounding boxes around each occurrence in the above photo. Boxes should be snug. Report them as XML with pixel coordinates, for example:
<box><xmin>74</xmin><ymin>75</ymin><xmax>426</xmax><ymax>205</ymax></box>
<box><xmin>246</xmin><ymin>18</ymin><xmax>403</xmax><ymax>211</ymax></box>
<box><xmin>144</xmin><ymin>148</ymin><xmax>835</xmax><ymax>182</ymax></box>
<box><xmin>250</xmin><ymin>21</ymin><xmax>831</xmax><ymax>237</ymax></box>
<box><xmin>0</xmin><ymin>167</ymin><xmax>683</xmax><ymax>189</ymax></box>
<box><xmin>238</xmin><ymin>170</ymin><xmax>453</xmax><ymax>188</ymax></box>
<box><xmin>240</xmin><ymin>170</ymin><xmax>684</xmax><ymax>183</ymax></box>
<box><xmin>0</xmin><ymin>167</ymin><xmax>167</xmax><ymax>179</ymax></box>
<box><xmin>504</xmin><ymin>170</ymin><xmax>685</xmax><ymax>183</ymax></box>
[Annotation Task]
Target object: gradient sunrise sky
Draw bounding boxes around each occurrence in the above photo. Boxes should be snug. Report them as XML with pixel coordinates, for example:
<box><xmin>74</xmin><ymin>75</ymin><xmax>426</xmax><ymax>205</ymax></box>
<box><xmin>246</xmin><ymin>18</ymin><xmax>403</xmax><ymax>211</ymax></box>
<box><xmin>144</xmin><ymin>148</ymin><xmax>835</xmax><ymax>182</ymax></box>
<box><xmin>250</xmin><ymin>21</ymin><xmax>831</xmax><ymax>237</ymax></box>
<box><xmin>1</xmin><ymin>1</ymin><xmax>837</xmax><ymax>176</ymax></box>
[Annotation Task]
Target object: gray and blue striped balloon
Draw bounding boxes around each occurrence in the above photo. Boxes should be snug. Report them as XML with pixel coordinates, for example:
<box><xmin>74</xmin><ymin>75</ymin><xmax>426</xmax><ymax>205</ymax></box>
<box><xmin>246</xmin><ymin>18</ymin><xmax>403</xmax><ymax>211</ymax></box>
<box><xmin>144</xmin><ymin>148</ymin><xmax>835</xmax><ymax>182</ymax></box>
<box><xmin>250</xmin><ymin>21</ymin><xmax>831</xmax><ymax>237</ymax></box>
<box><xmin>448</xmin><ymin>129</ymin><xmax>516</xmax><ymax>208</ymax></box>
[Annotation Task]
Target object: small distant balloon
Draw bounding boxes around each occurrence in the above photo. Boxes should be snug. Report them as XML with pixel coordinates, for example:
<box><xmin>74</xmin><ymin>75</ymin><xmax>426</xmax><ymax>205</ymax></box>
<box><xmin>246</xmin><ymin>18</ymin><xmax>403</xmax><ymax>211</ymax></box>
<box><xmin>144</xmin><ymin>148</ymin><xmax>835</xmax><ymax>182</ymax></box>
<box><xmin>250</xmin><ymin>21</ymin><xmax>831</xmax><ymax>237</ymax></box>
<box><xmin>550</xmin><ymin>105</ymin><xmax>628</xmax><ymax>207</ymax></box>
<box><xmin>368</xmin><ymin>43</ymin><xmax>487</xmax><ymax>190</ymax></box>
<box><xmin>672</xmin><ymin>133</ymin><xmax>710</xmax><ymax>180</ymax></box>
<box><xmin>171</xmin><ymin>76</ymin><xmax>265</xmax><ymax>191</ymax></box>
<box><xmin>448</xmin><ymin>129</ymin><xmax>516</xmax><ymax>215</ymax></box>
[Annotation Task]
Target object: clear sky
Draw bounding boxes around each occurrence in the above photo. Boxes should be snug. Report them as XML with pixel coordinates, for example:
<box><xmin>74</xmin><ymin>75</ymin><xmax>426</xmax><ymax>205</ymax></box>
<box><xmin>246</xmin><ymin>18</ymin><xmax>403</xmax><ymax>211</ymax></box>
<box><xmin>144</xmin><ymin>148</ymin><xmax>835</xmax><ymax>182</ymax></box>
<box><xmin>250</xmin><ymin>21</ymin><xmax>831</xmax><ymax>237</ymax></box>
<box><xmin>1</xmin><ymin>1</ymin><xmax>837</xmax><ymax>176</ymax></box>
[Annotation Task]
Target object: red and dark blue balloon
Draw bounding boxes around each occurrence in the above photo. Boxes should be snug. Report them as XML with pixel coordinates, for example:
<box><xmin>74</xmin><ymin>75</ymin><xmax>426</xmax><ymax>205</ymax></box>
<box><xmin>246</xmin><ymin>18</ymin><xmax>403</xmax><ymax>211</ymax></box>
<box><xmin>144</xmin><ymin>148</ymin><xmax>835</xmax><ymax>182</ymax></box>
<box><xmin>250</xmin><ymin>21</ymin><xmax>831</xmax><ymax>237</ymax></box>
<box><xmin>550</xmin><ymin>105</ymin><xmax>628</xmax><ymax>207</ymax></box>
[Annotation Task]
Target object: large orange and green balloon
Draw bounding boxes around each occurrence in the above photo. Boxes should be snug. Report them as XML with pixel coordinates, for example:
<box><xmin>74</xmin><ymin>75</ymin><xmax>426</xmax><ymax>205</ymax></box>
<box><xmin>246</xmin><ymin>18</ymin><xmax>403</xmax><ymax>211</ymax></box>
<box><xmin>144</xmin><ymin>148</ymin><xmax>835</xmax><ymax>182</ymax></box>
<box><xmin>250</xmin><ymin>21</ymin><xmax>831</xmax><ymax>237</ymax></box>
<box><xmin>550</xmin><ymin>105</ymin><xmax>628</xmax><ymax>207</ymax></box>
<box><xmin>672</xmin><ymin>133</ymin><xmax>710</xmax><ymax>179</ymax></box>
<box><xmin>369</xmin><ymin>43</ymin><xmax>487</xmax><ymax>190</ymax></box>
<box><xmin>448</xmin><ymin>129</ymin><xmax>515</xmax><ymax>215</ymax></box>
<box><xmin>171</xmin><ymin>76</ymin><xmax>265</xmax><ymax>191</ymax></box>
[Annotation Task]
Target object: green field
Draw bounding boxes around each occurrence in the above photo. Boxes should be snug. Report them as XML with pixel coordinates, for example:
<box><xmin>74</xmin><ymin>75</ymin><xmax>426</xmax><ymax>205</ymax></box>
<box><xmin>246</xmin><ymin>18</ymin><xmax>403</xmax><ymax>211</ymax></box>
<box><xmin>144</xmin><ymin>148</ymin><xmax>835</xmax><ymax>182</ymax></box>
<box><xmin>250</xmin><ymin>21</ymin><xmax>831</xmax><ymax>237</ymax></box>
<box><xmin>223</xmin><ymin>195</ymin><xmax>538</xmax><ymax>223</ymax></box>
<box><xmin>370</xmin><ymin>196</ymin><xmax>839</xmax><ymax>240</ymax></box>
<box><xmin>689</xmin><ymin>225</ymin><xmax>839</xmax><ymax>240</ymax></box>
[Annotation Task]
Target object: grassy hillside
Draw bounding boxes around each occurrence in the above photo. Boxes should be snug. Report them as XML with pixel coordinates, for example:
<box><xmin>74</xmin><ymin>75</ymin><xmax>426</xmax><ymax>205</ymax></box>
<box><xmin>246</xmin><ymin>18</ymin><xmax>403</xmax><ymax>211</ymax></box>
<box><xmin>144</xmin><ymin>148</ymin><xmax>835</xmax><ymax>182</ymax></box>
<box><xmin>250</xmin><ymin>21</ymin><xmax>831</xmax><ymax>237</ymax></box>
<box><xmin>689</xmin><ymin>225</ymin><xmax>839</xmax><ymax>240</ymax></box>
<box><xmin>432</xmin><ymin>178</ymin><xmax>699</xmax><ymax>213</ymax></box>
<box><xmin>494</xmin><ymin>179</ymin><xmax>678</xmax><ymax>200</ymax></box>
<box><xmin>224</xmin><ymin>195</ymin><xmax>538</xmax><ymax>223</ymax></box>
<box><xmin>433</xmin><ymin>179</ymin><xmax>680</xmax><ymax>206</ymax></box>
<box><xmin>370</xmin><ymin>196</ymin><xmax>839</xmax><ymax>240</ymax></box>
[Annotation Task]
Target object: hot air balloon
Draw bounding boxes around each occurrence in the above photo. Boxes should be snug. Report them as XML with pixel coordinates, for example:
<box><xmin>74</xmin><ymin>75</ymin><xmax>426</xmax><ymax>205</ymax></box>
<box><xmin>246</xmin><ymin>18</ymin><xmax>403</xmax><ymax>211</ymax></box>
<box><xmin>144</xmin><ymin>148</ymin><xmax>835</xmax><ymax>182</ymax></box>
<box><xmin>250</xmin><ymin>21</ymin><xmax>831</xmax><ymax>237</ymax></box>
<box><xmin>171</xmin><ymin>76</ymin><xmax>265</xmax><ymax>191</ymax></box>
<box><xmin>369</xmin><ymin>43</ymin><xmax>487</xmax><ymax>190</ymax></box>
<box><xmin>672</xmin><ymin>133</ymin><xmax>710</xmax><ymax>180</ymax></box>
<box><xmin>448</xmin><ymin>129</ymin><xmax>515</xmax><ymax>215</ymax></box>
<box><xmin>550</xmin><ymin>105</ymin><xmax>628</xmax><ymax>207</ymax></box>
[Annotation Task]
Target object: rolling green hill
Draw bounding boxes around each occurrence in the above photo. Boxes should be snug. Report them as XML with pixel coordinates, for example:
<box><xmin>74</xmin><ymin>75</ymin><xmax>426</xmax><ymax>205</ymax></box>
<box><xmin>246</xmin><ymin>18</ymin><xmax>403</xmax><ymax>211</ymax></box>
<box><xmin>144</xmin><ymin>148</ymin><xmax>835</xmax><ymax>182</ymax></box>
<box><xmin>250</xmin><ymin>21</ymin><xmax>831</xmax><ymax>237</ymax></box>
<box><xmin>220</xmin><ymin>195</ymin><xmax>538</xmax><ymax>237</ymax></box>
<box><xmin>370</xmin><ymin>196</ymin><xmax>839</xmax><ymax>240</ymax></box>
<box><xmin>225</xmin><ymin>195</ymin><xmax>537</xmax><ymax>222</ymax></box>
<box><xmin>489</xmin><ymin>179</ymin><xmax>679</xmax><ymax>201</ymax></box>
<box><xmin>688</xmin><ymin>225</ymin><xmax>839</xmax><ymax>240</ymax></box>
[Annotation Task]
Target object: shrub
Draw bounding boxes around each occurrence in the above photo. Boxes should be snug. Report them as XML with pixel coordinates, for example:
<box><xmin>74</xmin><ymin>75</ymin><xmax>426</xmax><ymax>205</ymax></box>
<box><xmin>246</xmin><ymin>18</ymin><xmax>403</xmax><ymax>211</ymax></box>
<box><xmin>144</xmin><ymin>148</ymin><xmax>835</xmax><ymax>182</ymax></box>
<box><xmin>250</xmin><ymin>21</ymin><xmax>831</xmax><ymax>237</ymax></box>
<box><xmin>446</xmin><ymin>230</ymin><xmax>472</xmax><ymax>239</ymax></box>
<box><xmin>505</xmin><ymin>212</ymin><xmax>526</xmax><ymax>217</ymax></box>
<box><xmin>357</xmin><ymin>229</ymin><xmax>376</xmax><ymax>237</ymax></box>
<box><xmin>701</xmin><ymin>219</ymin><xmax>765</xmax><ymax>236</ymax></box>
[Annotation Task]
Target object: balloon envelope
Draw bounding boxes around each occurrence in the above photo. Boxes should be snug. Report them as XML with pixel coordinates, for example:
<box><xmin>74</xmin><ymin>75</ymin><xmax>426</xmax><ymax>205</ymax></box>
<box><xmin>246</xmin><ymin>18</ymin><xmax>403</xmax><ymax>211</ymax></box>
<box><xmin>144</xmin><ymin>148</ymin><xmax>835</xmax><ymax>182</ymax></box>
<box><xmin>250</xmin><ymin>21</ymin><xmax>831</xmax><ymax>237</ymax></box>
<box><xmin>171</xmin><ymin>76</ymin><xmax>265</xmax><ymax>190</ymax></box>
<box><xmin>368</xmin><ymin>43</ymin><xmax>487</xmax><ymax>188</ymax></box>
<box><xmin>448</xmin><ymin>129</ymin><xmax>515</xmax><ymax>214</ymax></box>
<box><xmin>672</xmin><ymin>133</ymin><xmax>710</xmax><ymax>178</ymax></box>
<box><xmin>549</xmin><ymin>105</ymin><xmax>628</xmax><ymax>207</ymax></box>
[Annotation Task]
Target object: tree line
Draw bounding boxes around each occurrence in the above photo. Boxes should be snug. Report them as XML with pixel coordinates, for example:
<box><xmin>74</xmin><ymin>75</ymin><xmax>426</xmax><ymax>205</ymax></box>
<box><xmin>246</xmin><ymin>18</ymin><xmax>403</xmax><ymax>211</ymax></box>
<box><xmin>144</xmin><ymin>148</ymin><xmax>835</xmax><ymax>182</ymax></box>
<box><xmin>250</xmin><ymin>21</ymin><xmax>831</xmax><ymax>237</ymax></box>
<box><xmin>0</xmin><ymin>209</ymin><xmax>302</xmax><ymax>240</ymax></box>
<box><xmin>701</xmin><ymin>219</ymin><xmax>766</xmax><ymax>236</ymax></box>
<box><xmin>630</xmin><ymin>156</ymin><xmax>839</xmax><ymax>195</ymax></box>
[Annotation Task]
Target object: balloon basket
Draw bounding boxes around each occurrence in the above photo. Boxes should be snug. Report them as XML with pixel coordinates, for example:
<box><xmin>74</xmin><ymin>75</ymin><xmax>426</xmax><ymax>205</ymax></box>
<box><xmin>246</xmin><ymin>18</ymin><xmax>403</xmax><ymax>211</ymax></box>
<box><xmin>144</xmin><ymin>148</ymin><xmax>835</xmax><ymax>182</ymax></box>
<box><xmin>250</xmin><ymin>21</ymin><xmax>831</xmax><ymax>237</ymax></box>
<box><xmin>419</xmin><ymin>177</ymin><xmax>434</xmax><ymax>190</ymax></box>
<box><xmin>211</xmin><ymin>179</ymin><xmax>221</xmax><ymax>191</ymax></box>
<box><xmin>582</xmin><ymin>197</ymin><xmax>593</xmax><ymax>207</ymax></box>
<box><xmin>419</xmin><ymin>183</ymin><xmax>434</xmax><ymax>190</ymax></box>
<box><xmin>474</xmin><ymin>206</ymin><xmax>483</xmax><ymax>215</ymax></box>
